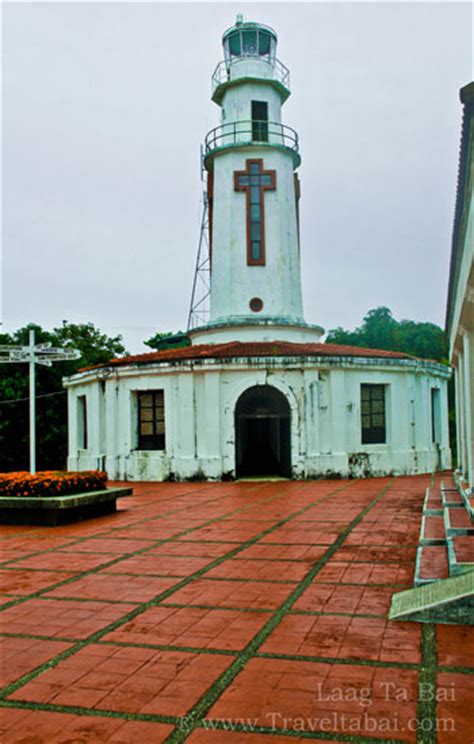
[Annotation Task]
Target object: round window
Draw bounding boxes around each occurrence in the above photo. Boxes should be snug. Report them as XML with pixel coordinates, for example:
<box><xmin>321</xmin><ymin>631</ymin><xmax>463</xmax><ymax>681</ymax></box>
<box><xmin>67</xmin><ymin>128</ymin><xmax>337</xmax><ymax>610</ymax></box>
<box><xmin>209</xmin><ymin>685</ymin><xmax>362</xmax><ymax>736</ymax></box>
<box><xmin>249</xmin><ymin>297</ymin><xmax>263</xmax><ymax>312</ymax></box>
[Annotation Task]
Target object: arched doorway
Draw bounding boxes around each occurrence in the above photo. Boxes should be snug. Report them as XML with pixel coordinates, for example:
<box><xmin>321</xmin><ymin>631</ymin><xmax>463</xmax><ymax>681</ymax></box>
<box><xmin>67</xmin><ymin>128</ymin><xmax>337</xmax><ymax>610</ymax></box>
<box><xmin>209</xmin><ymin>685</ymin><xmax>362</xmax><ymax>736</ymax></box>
<box><xmin>235</xmin><ymin>385</ymin><xmax>291</xmax><ymax>478</ymax></box>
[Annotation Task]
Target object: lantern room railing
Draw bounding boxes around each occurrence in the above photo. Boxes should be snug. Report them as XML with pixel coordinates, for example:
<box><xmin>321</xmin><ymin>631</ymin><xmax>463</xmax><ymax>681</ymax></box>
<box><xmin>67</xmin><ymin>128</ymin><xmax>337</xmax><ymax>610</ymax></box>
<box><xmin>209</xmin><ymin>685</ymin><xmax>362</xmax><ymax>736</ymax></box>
<box><xmin>211</xmin><ymin>57</ymin><xmax>291</xmax><ymax>95</ymax></box>
<box><xmin>204</xmin><ymin>120</ymin><xmax>299</xmax><ymax>157</ymax></box>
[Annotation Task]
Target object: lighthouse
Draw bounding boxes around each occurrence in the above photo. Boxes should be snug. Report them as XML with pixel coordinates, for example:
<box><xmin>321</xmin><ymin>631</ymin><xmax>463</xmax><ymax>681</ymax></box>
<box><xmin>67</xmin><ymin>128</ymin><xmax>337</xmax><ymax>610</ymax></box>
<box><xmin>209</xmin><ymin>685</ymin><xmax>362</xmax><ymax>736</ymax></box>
<box><xmin>65</xmin><ymin>18</ymin><xmax>451</xmax><ymax>482</ymax></box>
<box><xmin>190</xmin><ymin>17</ymin><xmax>324</xmax><ymax>344</ymax></box>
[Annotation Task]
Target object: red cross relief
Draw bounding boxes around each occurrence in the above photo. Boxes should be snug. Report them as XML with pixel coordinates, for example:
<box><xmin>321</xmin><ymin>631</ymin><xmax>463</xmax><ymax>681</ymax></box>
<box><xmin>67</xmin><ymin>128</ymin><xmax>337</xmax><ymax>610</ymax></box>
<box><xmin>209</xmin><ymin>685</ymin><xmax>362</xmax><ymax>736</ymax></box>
<box><xmin>234</xmin><ymin>159</ymin><xmax>276</xmax><ymax>266</ymax></box>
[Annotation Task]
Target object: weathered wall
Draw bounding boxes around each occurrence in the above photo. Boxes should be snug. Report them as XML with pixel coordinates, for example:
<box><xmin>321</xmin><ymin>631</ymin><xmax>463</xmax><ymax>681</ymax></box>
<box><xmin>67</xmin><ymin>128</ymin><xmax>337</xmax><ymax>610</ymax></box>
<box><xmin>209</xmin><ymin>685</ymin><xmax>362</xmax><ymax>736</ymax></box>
<box><xmin>66</xmin><ymin>357</ymin><xmax>451</xmax><ymax>481</ymax></box>
<box><xmin>210</xmin><ymin>146</ymin><xmax>303</xmax><ymax>323</ymax></box>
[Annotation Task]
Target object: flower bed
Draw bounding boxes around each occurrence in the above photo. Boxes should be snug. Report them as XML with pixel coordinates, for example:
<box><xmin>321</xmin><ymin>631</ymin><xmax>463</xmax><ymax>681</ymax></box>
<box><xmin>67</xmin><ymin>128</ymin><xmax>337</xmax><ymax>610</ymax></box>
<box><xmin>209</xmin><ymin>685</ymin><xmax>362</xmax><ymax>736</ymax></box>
<box><xmin>0</xmin><ymin>471</ymin><xmax>108</xmax><ymax>499</ymax></box>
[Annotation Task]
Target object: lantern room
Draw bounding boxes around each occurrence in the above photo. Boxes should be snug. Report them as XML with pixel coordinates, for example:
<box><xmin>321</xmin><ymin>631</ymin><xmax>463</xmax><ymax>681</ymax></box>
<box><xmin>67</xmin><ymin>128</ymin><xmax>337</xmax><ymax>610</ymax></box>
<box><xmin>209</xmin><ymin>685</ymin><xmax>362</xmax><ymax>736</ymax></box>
<box><xmin>223</xmin><ymin>18</ymin><xmax>277</xmax><ymax>66</ymax></box>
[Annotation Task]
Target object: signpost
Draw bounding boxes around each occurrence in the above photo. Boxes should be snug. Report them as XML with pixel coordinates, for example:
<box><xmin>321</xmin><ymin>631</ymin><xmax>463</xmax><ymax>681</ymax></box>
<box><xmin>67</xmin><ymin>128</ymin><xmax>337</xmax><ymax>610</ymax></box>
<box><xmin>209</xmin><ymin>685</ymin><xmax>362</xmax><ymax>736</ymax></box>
<box><xmin>0</xmin><ymin>329</ymin><xmax>80</xmax><ymax>474</ymax></box>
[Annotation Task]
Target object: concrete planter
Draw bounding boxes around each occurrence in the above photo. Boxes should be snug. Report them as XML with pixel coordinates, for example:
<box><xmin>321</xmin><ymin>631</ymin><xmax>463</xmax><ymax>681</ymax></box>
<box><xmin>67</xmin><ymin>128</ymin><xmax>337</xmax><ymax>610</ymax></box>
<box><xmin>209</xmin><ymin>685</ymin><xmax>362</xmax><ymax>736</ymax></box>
<box><xmin>0</xmin><ymin>487</ymin><xmax>132</xmax><ymax>526</ymax></box>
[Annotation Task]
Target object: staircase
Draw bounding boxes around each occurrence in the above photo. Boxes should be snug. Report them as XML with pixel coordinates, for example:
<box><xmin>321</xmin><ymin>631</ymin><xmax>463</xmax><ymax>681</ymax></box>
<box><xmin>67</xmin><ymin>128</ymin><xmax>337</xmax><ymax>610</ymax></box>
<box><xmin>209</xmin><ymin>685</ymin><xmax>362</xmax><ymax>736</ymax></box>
<box><xmin>389</xmin><ymin>473</ymin><xmax>474</xmax><ymax>624</ymax></box>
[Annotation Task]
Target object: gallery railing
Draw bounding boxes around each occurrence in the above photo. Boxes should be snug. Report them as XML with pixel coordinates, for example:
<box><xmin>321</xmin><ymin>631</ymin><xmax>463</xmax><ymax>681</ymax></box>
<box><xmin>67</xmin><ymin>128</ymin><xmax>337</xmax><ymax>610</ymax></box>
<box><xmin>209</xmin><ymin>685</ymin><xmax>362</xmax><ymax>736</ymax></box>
<box><xmin>204</xmin><ymin>120</ymin><xmax>299</xmax><ymax>156</ymax></box>
<box><xmin>211</xmin><ymin>57</ymin><xmax>291</xmax><ymax>94</ymax></box>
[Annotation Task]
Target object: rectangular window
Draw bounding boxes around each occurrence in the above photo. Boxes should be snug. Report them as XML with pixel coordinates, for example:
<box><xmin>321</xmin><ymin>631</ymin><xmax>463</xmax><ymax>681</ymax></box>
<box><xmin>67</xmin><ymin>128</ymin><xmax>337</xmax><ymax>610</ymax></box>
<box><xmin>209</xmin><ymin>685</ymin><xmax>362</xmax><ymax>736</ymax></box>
<box><xmin>251</xmin><ymin>101</ymin><xmax>268</xmax><ymax>142</ymax></box>
<box><xmin>361</xmin><ymin>384</ymin><xmax>386</xmax><ymax>444</ymax></box>
<box><xmin>137</xmin><ymin>391</ymin><xmax>166</xmax><ymax>450</ymax></box>
<box><xmin>78</xmin><ymin>395</ymin><xmax>88</xmax><ymax>450</ymax></box>
<box><xmin>431</xmin><ymin>388</ymin><xmax>441</xmax><ymax>443</ymax></box>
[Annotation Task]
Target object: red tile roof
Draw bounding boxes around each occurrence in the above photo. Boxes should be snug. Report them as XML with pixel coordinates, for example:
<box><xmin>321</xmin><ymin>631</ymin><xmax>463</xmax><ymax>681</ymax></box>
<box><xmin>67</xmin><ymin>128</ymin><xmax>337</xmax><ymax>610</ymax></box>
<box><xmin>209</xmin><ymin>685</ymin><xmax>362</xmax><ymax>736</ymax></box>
<box><xmin>81</xmin><ymin>341</ymin><xmax>416</xmax><ymax>372</ymax></box>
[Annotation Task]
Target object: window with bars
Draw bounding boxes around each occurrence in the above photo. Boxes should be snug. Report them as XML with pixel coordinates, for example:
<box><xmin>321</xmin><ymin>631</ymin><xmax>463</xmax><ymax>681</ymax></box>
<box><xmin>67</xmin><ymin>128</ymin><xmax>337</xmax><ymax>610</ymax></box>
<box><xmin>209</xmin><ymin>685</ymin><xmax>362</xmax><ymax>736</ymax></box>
<box><xmin>137</xmin><ymin>391</ymin><xmax>166</xmax><ymax>450</ymax></box>
<box><xmin>360</xmin><ymin>384</ymin><xmax>386</xmax><ymax>444</ymax></box>
<box><xmin>78</xmin><ymin>395</ymin><xmax>88</xmax><ymax>450</ymax></box>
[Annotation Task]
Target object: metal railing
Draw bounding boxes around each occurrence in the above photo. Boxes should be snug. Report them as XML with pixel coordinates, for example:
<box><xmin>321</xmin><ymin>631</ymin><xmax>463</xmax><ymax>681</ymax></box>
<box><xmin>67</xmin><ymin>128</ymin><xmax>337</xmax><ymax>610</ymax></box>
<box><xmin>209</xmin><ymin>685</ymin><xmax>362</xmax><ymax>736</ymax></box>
<box><xmin>212</xmin><ymin>57</ymin><xmax>290</xmax><ymax>94</ymax></box>
<box><xmin>204</xmin><ymin>120</ymin><xmax>299</xmax><ymax>155</ymax></box>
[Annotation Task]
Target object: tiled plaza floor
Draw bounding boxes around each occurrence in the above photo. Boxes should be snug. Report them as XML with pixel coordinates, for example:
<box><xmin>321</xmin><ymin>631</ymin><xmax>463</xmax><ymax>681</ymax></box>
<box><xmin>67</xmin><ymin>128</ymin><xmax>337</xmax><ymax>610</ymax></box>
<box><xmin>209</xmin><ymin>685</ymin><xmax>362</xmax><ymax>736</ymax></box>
<box><xmin>1</xmin><ymin>475</ymin><xmax>473</xmax><ymax>743</ymax></box>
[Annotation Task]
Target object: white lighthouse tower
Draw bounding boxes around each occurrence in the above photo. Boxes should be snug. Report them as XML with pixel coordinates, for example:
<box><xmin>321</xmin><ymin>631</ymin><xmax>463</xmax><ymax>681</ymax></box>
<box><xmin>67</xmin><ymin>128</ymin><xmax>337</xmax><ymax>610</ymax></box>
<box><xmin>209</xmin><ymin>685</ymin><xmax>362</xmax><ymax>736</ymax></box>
<box><xmin>65</xmin><ymin>17</ymin><xmax>452</xmax><ymax>483</ymax></box>
<box><xmin>189</xmin><ymin>17</ymin><xmax>324</xmax><ymax>344</ymax></box>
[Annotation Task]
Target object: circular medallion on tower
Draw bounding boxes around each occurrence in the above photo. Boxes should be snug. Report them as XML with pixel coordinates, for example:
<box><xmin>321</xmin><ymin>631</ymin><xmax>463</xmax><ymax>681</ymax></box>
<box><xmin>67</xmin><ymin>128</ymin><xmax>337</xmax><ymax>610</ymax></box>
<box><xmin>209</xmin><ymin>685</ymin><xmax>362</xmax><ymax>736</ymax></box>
<box><xmin>249</xmin><ymin>297</ymin><xmax>264</xmax><ymax>312</ymax></box>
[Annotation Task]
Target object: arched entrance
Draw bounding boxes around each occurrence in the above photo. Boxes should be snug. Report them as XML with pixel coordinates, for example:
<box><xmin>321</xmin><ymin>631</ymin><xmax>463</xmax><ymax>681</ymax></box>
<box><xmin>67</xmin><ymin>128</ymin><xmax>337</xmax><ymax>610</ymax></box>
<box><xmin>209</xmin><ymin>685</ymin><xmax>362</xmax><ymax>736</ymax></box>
<box><xmin>235</xmin><ymin>385</ymin><xmax>291</xmax><ymax>478</ymax></box>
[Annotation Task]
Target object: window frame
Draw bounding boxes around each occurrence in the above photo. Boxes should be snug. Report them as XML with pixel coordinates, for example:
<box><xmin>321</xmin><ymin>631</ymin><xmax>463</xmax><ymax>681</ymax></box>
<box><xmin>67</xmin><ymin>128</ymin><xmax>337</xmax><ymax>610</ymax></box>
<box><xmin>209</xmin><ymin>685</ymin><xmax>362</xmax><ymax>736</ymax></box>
<box><xmin>251</xmin><ymin>100</ymin><xmax>269</xmax><ymax>142</ymax></box>
<box><xmin>77</xmin><ymin>394</ymin><xmax>88</xmax><ymax>450</ymax></box>
<box><xmin>234</xmin><ymin>158</ymin><xmax>276</xmax><ymax>266</ymax></box>
<box><xmin>360</xmin><ymin>384</ymin><xmax>387</xmax><ymax>445</ymax></box>
<box><xmin>431</xmin><ymin>387</ymin><xmax>441</xmax><ymax>444</ymax></box>
<box><xmin>136</xmin><ymin>390</ymin><xmax>166</xmax><ymax>451</ymax></box>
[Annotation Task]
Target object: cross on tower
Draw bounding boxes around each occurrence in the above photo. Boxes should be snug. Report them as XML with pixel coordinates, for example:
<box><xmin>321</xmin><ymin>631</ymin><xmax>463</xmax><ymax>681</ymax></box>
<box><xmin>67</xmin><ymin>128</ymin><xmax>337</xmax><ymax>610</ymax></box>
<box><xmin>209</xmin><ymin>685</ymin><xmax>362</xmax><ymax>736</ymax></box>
<box><xmin>234</xmin><ymin>159</ymin><xmax>276</xmax><ymax>266</ymax></box>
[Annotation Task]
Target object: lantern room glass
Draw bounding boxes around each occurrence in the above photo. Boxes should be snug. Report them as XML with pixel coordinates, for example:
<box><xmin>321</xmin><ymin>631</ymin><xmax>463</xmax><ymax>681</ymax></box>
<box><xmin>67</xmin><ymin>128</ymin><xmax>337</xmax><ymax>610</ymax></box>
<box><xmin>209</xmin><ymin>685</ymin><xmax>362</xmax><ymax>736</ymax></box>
<box><xmin>224</xmin><ymin>28</ymin><xmax>277</xmax><ymax>65</ymax></box>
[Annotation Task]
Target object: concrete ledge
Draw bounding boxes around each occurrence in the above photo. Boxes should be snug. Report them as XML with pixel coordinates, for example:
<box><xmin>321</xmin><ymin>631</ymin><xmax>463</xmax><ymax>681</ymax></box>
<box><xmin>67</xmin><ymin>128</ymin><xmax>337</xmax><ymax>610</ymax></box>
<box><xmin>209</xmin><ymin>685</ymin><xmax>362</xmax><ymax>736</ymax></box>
<box><xmin>0</xmin><ymin>487</ymin><xmax>132</xmax><ymax>526</ymax></box>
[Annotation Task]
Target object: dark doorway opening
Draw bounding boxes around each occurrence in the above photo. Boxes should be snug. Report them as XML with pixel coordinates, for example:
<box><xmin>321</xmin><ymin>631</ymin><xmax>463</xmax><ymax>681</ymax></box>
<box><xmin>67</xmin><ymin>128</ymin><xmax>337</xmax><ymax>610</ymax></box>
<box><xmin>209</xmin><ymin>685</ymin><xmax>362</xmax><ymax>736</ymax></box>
<box><xmin>251</xmin><ymin>100</ymin><xmax>269</xmax><ymax>142</ymax></box>
<box><xmin>235</xmin><ymin>385</ymin><xmax>291</xmax><ymax>478</ymax></box>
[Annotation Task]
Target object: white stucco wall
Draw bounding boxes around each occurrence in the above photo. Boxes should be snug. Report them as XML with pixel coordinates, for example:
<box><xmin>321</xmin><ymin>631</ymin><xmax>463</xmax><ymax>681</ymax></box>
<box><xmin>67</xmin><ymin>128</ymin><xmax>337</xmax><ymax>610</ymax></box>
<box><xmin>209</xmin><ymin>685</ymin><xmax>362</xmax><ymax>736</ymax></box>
<box><xmin>210</xmin><ymin>146</ymin><xmax>303</xmax><ymax>323</ymax></box>
<box><xmin>221</xmin><ymin>80</ymin><xmax>283</xmax><ymax>130</ymax></box>
<box><xmin>188</xmin><ymin>321</ymin><xmax>323</xmax><ymax>344</ymax></box>
<box><xmin>65</xmin><ymin>356</ymin><xmax>451</xmax><ymax>482</ymax></box>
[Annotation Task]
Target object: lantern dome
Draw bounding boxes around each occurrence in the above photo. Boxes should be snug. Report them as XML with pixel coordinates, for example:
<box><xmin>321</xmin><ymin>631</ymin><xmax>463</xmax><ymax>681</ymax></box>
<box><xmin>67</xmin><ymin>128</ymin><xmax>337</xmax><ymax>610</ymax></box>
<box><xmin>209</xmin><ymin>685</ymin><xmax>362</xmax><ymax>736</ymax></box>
<box><xmin>222</xmin><ymin>18</ymin><xmax>277</xmax><ymax>66</ymax></box>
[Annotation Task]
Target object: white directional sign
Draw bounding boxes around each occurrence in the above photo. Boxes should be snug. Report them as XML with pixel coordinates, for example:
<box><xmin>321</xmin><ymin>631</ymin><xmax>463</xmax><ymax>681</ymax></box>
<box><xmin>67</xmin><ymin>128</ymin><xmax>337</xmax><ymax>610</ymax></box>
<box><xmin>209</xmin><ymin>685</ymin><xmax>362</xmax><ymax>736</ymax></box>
<box><xmin>0</xmin><ymin>330</ymin><xmax>81</xmax><ymax>474</ymax></box>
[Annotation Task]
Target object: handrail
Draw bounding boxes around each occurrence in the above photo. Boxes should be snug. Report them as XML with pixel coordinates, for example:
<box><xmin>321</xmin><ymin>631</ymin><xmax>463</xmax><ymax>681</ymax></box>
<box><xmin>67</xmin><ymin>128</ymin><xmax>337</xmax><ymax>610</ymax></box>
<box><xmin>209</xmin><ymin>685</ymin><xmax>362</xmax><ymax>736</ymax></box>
<box><xmin>204</xmin><ymin>120</ymin><xmax>299</xmax><ymax>155</ymax></box>
<box><xmin>212</xmin><ymin>57</ymin><xmax>290</xmax><ymax>94</ymax></box>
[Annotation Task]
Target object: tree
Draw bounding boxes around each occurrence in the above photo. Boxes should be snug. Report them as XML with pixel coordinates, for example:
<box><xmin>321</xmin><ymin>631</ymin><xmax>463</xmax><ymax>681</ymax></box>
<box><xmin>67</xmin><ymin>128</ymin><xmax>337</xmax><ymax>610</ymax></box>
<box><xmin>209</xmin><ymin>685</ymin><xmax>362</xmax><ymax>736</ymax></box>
<box><xmin>144</xmin><ymin>331</ymin><xmax>190</xmax><ymax>351</ymax></box>
<box><xmin>0</xmin><ymin>322</ymin><xmax>126</xmax><ymax>472</ymax></box>
<box><xmin>326</xmin><ymin>307</ymin><xmax>455</xmax><ymax>460</ymax></box>
<box><xmin>326</xmin><ymin>307</ymin><xmax>448</xmax><ymax>361</ymax></box>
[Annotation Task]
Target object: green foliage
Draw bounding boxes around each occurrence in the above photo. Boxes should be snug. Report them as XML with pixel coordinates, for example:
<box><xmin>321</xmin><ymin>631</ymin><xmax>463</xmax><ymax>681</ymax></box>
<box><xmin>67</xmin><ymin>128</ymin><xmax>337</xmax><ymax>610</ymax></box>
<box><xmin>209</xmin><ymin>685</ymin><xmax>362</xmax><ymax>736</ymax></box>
<box><xmin>144</xmin><ymin>331</ymin><xmax>190</xmax><ymax>351</ymax></box>
<box><xmin>0</xmin><ymin>322</ymin><xmax>126</xmax><ymax>472</ymax></box>
<box><xmin>326</xmin><ymin>307</ymin><xmax>456</xmax><ymax>460</ymax></box>
<box><xmin>326</xmin><ymin>307</ymin><xmax>448</xmax><ymax>362</ymax></box>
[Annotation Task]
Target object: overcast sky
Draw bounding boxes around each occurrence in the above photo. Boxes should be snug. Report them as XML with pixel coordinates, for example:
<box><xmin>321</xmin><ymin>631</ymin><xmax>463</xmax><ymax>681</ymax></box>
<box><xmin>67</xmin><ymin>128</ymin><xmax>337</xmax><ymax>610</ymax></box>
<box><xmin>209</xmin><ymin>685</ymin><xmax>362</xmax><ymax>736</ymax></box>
<box><xmin>2</xmin><ymin>1</ymin><xmax>472</xmax><ymax>352</ymax></box>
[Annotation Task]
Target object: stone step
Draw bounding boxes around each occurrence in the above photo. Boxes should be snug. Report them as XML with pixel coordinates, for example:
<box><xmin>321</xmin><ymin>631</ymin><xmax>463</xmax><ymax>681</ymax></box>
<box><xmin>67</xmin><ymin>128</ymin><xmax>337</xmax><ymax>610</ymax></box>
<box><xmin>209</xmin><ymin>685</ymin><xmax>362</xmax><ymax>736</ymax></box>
<box><xmin>448</xmin><ymin>534</ymin><xmax>474</xmax><ymax>576</ymax></box>
<box><xmin>420</xmin><ymin>513</ymin><xmax>445</xmax><ymax>542</ymax></box>
<box><xmin>447</xmin><ymin>507</ymin><xmax>473</xmax><ymax>529</ymax></box>
<box><xmin>453</xmin><ymin>473</ymin><xmax>474</xmax><ymax>521</ymax></box>
<box><xmin>415</xmin><ymin>543</ymin><xmax>449</xmax><ymax>585</ymax></box>
<box><xmin>424</xmin><ymin>487</ymin><xmax>443</xmax><ymax>512</ymax></box>
<box><xmin>441</xmin><ymin>486</ymin><xmax>464</xmax><ymax>507</ymax></box>
<box><xmin>389</xmin><ymin>569</ymin><xmax>474</xmax><ymax>624</ymax></box>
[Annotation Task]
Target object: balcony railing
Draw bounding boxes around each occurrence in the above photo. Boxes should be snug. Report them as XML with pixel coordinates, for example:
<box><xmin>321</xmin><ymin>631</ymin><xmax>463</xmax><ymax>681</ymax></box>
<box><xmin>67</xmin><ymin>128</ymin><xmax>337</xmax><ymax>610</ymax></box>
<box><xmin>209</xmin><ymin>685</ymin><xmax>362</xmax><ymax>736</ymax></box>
<box><xmin>204</xmin><ymin>120</ymin><xmax>299</xmax><ymax>157</ymax></box>
<box><xmin>211</xmin><ymin>57</ymin><xmax>291</xmax><ymax>95</ymax></box>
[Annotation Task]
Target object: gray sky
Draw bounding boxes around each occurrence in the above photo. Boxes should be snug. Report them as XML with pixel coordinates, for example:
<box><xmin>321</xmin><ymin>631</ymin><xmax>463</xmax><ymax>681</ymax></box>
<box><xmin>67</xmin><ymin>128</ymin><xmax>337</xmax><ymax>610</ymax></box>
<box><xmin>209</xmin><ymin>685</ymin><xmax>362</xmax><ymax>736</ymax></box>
<box><xmin>3</xmin><ymin>2</ymin><xmax>472</xmax><ymax>353</ymax></box>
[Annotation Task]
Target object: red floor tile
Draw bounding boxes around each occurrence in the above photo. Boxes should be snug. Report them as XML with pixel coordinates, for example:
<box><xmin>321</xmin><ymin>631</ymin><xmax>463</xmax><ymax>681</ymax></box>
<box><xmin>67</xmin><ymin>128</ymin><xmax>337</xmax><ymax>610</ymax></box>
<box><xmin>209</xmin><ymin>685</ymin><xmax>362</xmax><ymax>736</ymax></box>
<box><xmin>103</xmin><ymin>605</ymin><xmax>270</xmax><ymax>650</ymax></box>
<box><xmin>436</xmin><ymin>625</ymin><xmax>474</xmax><ymax>668</ymax></box>
<box><xmin>0</xmin><ymin>636</ymin><xmax>71</xmax><ymax>686</ymax></box>
<box><xmin>207</xmin><ymin>658</ymin><xmax>418</xmax><ymax>740</ymax></box>
<box><xmin>293</xmin><ymin>582</ymin><xmax>394</xmax><ymax>615</ymax></box>
<box><xmin>419</xmin><ymin>545</ymin><xmax>449</xmax><ymax>580</ymax></box>
<box><xmin>150</xmin><ymin>540</ymin><xmax>237</xmax><ymax>558</ymax></box>
<box><xmin>0</xmin><ymin>475</ymin><xmax>470</xmax><ymax>743</ymax></box>
<box><xmin>206</xmin><ymin>558</ymin><xmax>308</xmax><ymax>583</ymax></box>
<box><xmin>0</xmin><ymin>708</ymin><xmax>173</xmax><ymax>743</ymax></box>
<box><xmin>331</xmin><ymin>545</ymin><xmax>418</xmax><ymax>564</ymax></box>
<box><xmin>437</xmin><ymin>672</ymin><xmax>474</xmax><ymax>744</ymax></box>
<box><xmin>187</xmin><ymin>731</ymin><xmax>340</xmax><ymax>743</ymax></box>
<box><xmin>1</xmin><ymin>598</ymin><xmax>137</xmax><ymax>639</ymax></box>
<box><xmin>59</xmin><ymin>537</ymin><xmax>156</xmax><ymax>553</ymax></box>
<box><xmin>43</xmin><ymin>572</ymin><xmax>177</xmax><ymax>603</ymax></box>
<box><xmin>308</xmin><ymin>560</ymin><xmax>413</xmax><ymax>586</ymax></box>
<box><xmin>103</xmin><ymin>554</ymin><xmax>211</xmax><ymax>577</ymax></box>
<box><xmin>422</xmin><ymin>515</ymin><xmax>445</xmax><ymax>540</ymax></box>
<box><xmin>448</xmin><ymin>508</ymin><xmax>472</xmax><ymax>529</ymax></box>
<box><xmin>0</xmin><ymin>569</ymin><xmax>77</xmax><ymax>595</ymax></box>
<box><xmin>452</xmin><ymin>535</ymin><xmax>474</xmax><ymax>564</ymax></box>
<box><xmin>261</xmin><ymin>613</ymin><xmax>420</xmax><ymax>663</ymax></box>
<box><xmin>166</xmin><ymin>578</ymin><xmax>293</xmax><ymax>609</ymax></box>
<box><xmin>8</xmin><ymin>550</ymin><xmax>117</xmax><ymax>573</ymax></box>
<box><xmin>8</xmin><ymin>644</ymin><xmax>232</xmax><ymax>717</ymax></box>
<box><xmin>237</xmin><ymin>543</ymin><xmax>328</xmax><ymax>561</ymax></box>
